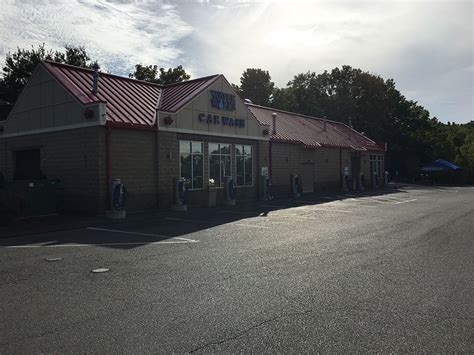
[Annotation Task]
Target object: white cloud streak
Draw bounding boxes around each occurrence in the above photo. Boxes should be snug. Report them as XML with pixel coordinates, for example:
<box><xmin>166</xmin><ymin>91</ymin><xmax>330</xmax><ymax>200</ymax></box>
<box><xmin>0</xmin><ymin>0</ymin><xmax>193</xmax><ymax>75</ymax></box>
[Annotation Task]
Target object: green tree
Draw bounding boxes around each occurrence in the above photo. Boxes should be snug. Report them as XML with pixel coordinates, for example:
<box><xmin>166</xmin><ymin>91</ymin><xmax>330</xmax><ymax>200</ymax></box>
<box><xmin>129</xmin><ymin>64</ymin><xmax>190</xmax><ymax>85</ymax></box>
<box><xmin>0</xmin><ymin>44</ymin><xmax>91</xmax><ymax>117</ymax></box>
<box><xmin>269</xmin><ymin>65</ymin><xmax>454</xmax><ymax>178</ymax></box>
<box><xmin>270</xmin><ymin>87</ymin><xmax>298</xmax><ymax>112</ymax></box>
<box><xmin>238</xmin><ymin>68</ymin><xmax>274</xmax><ymax>105</ymax></box>
<box><xmin>128</xmin><ymin>64</ymin><xmax>159</xmax><ymax>82</ymax></box>
<box><xmin>158</xmin><ymin>65</ymin><xmax>190</xmax><ymax>85</ymax></box>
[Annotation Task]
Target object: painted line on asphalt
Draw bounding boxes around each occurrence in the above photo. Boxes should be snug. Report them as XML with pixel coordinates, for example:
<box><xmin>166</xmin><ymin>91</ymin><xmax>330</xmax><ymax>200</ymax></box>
<box><xmin>393</xmin><ymin>198</ymin><xmax>417</xmax><ymax>204</ymax></box>
<box><xmin>164</xmin><ymin>217</ymin><xmax>201</xmax><ymax>223</ymax></box>
<box><xmin>234</xmin><ymin>223</ymin><xmax>271</xmax><ymax>229</ymax></box>
<box><xmin>259</xmin><ymin>204</ymin><xmax>288</xmax><ymax>208</ymax></box>
<box><xmin>2</xmin><ymin>240</ymin><xmax>196</xmax><ymax>249</ymax></box>
<box><xmin>307</xmin><ymin>208</ymin><xmax>353</xmax><ymax>213</ymax></box>
<box><xmin>218</xmin><ymin>210</ymin><xmax>254</xmax><ymax>214</ymax></box>
<box><xmin>86</xmin><ymin>227</ymin><xmax>197</xmax><ymax>242</ymax></box>
<box><xmin>330</xmin><ymin>199</ymin><xmax>377</xmax><ymax>208</ymax></box>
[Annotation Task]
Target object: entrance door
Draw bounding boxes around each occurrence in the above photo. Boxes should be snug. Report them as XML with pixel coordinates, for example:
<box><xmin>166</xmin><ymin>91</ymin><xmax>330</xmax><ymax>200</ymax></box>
<box><xmin>351</xmin><ymin>156</ymin><xmax>361</xmax><ymax>178</ymax></box>
<box><xmin>300</xmin><ymin>164</ymin><xmax>314</xmax><ymax>193</ymax></box>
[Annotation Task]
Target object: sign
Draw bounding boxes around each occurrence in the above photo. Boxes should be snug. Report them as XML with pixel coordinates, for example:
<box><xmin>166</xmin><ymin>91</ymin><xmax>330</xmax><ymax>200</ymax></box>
<box><xmin>210</xmin><ymin>90</ymin><xmax>236</xmax><ymax>111</ymax></box>
<box><xmin>261</xmin><ymin>167</ymin><xmax>269</xmax><ymax>177</ymax></box>
<box><xmin>198</xmin><ymin>113</ymin><xmax>245</xmax><ymax>128</ymax></box>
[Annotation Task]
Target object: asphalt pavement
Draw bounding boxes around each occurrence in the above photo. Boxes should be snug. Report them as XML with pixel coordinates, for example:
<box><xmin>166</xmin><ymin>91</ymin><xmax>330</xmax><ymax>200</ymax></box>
<box><xmin>1</xmin><ymin>185</ymin><xmax>473</xmax><ymax>353</ymax></box>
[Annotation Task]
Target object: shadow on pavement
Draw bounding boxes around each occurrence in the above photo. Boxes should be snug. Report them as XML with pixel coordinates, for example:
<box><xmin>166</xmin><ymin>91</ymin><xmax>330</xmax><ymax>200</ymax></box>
<box><xmin>0</xmin><ymin>186</ymin><xmax>408</xmax><ymax>249</ymax></box>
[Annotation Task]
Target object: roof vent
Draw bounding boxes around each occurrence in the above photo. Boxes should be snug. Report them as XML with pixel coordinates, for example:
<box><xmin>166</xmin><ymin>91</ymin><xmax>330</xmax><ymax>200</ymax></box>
<box><xmin>244</xmin><ymin>98</ymin><xmax>252</xmax><ymax>104</ymax></box>
<box><xmin>272</xmin><ymin>112</ymin><xmax>277</xmax><ymax>134</ymax></box>
<box><xmin>91</xmin><ymin>62</ymin><xmax>100</xmax><ymax>95</ymax></box>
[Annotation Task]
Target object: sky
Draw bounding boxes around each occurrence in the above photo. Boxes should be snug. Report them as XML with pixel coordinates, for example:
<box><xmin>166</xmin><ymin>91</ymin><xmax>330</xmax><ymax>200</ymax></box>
<box><xmin>0</xmin><ymin>0</ymin><xmax>472</xmax><ymax>123</ymax></box>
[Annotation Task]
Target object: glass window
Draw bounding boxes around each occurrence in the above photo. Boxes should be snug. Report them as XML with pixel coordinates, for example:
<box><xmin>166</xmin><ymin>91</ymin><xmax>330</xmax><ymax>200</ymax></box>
<box><xmin>369</xmin><ymin>154</ymin><xmax>384</xmax><ymax>178</ymax></box>
<box><xmin>235</xmin><ymin>144</ymin><xmax>253</xmax><ymax>186</ymax></box>
<box><xmin>209</xmin><ymin>143</ymin><xmax>231</xmax><ymax>187</ymax></box>
<box><xmin>180</xmin><ymin>140</ymin><xmax>203</xmax><ymax>189</ymax></box>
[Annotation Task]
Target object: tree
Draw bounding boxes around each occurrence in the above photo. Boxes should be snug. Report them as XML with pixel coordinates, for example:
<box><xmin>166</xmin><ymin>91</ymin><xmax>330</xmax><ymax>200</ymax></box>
<box><xmin>0</xmin><ymin>44</ymin><xmax>91</xmax><ymax>116</ymax></box>
<box><xmin>53</xmin><ymin>46</ymin><xmax>90</xmax><ymax>68</ymax></box>
<box><xmin>129</xmin><ymin>64</ymin><xmax>190</xmax><ymax>85</ymax></box>
<box><xmin>270</xmin><ymin>87</ymin><xmax>298</xmax><ymax>112</ymax></box>
<box><xmin>238</xmin><ymin>68</ymin><xmax>274</xmax><ymax>105</ymax></box>
<box><xmin>128</xmin><ymin>64</ymin><xmax>159</xmax><ymax>82</ymax></box>
<box><xmin>268</xmin><ymin>65</ymin><xmax>458</xmax><ymax>178</ymax></box>
<box><xmin>158</xmin><ymin>65</ymin><xmax>190</xmax><ymax>85</ymax></box>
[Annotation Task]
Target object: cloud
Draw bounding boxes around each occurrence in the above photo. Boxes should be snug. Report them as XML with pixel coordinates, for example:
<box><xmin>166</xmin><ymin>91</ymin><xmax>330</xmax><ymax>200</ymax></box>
<box><xmin>176</xmin><ymin>1</ymin><xmax>473</xmax><ymax>123</ymax></box>
<box><xmin>0</xmin><ymin>0</ymin><xmax>193</xmax><ymax>75</ymax></box>
<box><xmin>0</xmin><ymin>0</ymin><xmax>471</xmax><ymax>122</ymax></box>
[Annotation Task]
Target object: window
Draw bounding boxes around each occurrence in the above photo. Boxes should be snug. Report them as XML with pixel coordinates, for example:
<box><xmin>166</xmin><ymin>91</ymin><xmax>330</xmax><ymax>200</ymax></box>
<box><xmin>209</xmin><ymin>143</ymin><xmax>231</xmax><ymax>187</ymax></box>
<box><xmin>235</xmin><ymin>144</ymin><xmax>253</xmax><ymax>186</ymax></box>
<box><xmin>180</xmin><ymin>141</ymin><xmax>203</xmax><ymax>189</ymax></box>
<box><xmin>370</xmin><ymin>154</ymin><xmax>384</xmax><ymax>178</ymax></box>
<box><xmin>14</xmin><ymin>149</ymin><xmax>43</xmax><ymax>180</ymax></box>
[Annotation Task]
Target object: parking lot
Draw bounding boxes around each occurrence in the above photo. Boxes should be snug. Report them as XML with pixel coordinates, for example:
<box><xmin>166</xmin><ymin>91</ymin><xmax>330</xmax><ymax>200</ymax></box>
<box><xmin>1</xmin><ymin>185</ymin><xmax>473</xmax><ymax>353</ymax></box>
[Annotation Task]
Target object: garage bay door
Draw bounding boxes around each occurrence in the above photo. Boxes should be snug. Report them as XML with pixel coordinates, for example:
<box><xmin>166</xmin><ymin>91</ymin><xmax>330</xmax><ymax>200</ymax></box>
<box><xmin>300</xmin><ymin>164</ymin><xmax>314</xmax><ymax>193</ymax></box>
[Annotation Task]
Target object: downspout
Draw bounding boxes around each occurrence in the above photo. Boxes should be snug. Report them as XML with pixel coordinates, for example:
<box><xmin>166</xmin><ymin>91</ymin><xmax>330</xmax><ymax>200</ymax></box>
<box><xmin>269</xmin><ymin>140</ymin><xmax>273</xmax><ymax>182</ymax></box>
<box><xmin>105</xmin><ymin>125</ymin><xmax>112</xmax><ymax>209</ymax></box>
<box><xmin>339</xmin><ymin>148</ymin><xmax>342</xmax><ymax>189</ymax></box>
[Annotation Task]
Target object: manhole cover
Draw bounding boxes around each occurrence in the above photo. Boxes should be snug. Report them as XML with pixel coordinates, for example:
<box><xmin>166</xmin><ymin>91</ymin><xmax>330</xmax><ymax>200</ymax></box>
<box><xmin>91</xmin><ymin>268</ymin><xmax>109</xmax><ymax>273</ymax></box>
<box><xmin>45</xmin><ymin>258</ymin><xmax>63</xmax><ymax>262</ymax></box>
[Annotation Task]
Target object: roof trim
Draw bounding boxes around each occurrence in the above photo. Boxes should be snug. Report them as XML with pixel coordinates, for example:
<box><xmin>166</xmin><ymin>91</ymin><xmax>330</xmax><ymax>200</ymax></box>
<box><xmin>159</xmin><ymin>126</ymin><xmax>269</xmax><ymax>141</ymax></box>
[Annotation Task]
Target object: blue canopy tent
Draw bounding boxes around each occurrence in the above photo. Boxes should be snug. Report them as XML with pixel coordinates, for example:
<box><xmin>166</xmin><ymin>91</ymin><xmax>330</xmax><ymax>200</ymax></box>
<box><xmin>421</xmin><ymin>159</ymin><xmax>462</xmax><ymax>172</ymax></box>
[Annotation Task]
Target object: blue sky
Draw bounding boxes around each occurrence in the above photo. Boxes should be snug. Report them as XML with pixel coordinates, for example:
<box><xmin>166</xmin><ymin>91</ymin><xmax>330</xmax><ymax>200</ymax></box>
<box><xmin>0</xmin><ymin>0</ymin><xmax>472</xmax><ymax>123</ymax></box>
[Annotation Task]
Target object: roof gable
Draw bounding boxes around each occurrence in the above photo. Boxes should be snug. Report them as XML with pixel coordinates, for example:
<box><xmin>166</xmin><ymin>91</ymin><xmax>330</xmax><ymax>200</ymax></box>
<box><xmin>41</xmin><ymin>61</ymin><xmax>220</xmax><ymax>128</ymax></box>
<box><xmin>159</xmin><ymin>74</ymin><xmax>221</xmax><ymax>113</ymax></box>
<box><xmin>42</xmin><ymin>61</ymin><xmax>162</xmax><ymax>128</ymax></box>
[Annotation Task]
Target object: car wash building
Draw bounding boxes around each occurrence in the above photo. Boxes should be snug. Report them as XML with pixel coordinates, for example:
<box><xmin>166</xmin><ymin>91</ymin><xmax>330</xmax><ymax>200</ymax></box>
<box><xmin>247</xmin><ymin>104</ymin><xmax>385</xmax><ymax>195</ymax></box>
<box><xmin>0</xmin><ymin>61</ymin><xmax>383</xmax><ymax>215</ymax></box>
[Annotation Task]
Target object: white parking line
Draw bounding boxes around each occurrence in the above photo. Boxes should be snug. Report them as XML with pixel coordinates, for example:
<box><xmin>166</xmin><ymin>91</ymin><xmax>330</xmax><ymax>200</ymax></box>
<box><xmin>392</xmin><ymin>199</ymin><xmax>417</xmax><ymax>204</ymax></box>
<box><xmin>218</xmin><ymin>210</ymin><xmax>249</xmax><ymax>214</ymax></box>
<box><xmin>3</xmin><ymin>240</ymin><xmax>196</xmax><ymax>248</ymax></box>
<box><xmin>164</xmin><ymin>217</ymin><xmax>201</xmax><ymax>223</ymax></box>
<box><xmin>234</xmin><ymin>223</ymin><xmax>271</xmax><ymax>229</ymax></box>
<box><xmin>309</xmin><ymin>208</ymin><xmax>353</xmax><ymax>213</ymax></box>
<box><xmin>86</xmin><ymin>227</ymin><xmax>196</xmax><ymax>242</ymax></box>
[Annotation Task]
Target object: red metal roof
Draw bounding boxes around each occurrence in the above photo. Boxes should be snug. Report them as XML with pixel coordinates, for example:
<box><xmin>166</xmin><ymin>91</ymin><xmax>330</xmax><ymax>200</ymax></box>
<box><xmin>159</xmin><ymin>74</ymin><xmax>221</xmax><ymax>112</ymax></box>
<box><xmin>247</xmin><ymin>104</ymin><xmax>383</xmax><ymax>151</ymax></box>
<box><xmin>43</xmin><ymin>61</ymin><xmax>161</xmax><ymax>128</ymax></box>
<box><xmin>41</xmin><ymin>61</ymin><xmax>220</xmax><ymax>128</ymax></box>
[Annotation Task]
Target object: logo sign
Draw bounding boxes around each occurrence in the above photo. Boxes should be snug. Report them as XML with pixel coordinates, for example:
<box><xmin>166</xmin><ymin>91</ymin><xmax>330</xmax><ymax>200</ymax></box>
<box><xmin>198</xmin><ymin>113</ymin><xmax>245</xmax><ymax>128</ymax></box>
<box><xmin>210</xmin><ymin>90</ymin><xmax>236</xmax><ymax>111</ymax></box>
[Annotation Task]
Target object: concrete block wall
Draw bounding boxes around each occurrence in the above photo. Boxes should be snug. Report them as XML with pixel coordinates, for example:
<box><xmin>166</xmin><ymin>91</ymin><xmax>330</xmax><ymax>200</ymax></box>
<box><xmin>109</xmin><ymin>128</ymin><xmax>157</xmax><ymax>211</ymax></box>
<box><xmin>361</xmin><ymin>153</ymin><xmax>371</xmax><ymax>182</ymax></box>
<box><xmin>157</xmin><ymin>130</ymin><xmax>179</xmax><ymax>208</ymax></box>
<box><xmin>313</xmin><ymin>148</ymin><xmax>343</xmax><ymax>192</ymax></box>
<box><xmin>0</xmin><ymin>127</ymin><xmax>102</xmax><ymax>214</ymax></box>
<box><xmin>270</xmin><ymin>143</ymin><xmax>377</xmax><ymax>195</ymax></box>
<box><xmin>270</xmin><ymin>143</ymin><xmax>300</xmax><ymax>191</ymax></box>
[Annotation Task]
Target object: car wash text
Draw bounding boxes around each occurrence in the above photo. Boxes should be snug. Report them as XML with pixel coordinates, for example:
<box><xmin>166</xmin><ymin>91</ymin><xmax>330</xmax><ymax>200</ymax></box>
<box><xmin>198</xmin><ymin>113</ymin><xmax>245</xmax><ymax>128</ymax></box>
